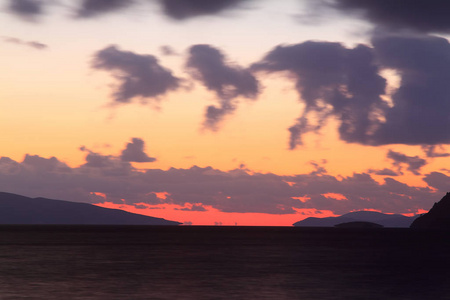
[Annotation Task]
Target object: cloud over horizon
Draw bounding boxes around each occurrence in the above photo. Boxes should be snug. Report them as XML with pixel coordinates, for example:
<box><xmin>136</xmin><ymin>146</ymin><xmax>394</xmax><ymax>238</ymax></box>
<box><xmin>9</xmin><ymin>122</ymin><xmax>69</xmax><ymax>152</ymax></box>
<box><xmin>0</xmin><ymin>151</ymin><xmax>443</xmax><ymax>216</ymax></box>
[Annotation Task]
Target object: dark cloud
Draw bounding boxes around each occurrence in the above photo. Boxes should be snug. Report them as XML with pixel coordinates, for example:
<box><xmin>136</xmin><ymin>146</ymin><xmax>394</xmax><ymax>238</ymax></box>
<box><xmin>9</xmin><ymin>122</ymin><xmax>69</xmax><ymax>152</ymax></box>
<box><xmin>186</xmin><ymin>44</ymin><xmax>259</xmax><ymax>130</ymax></box>
<box><xmin>423</xmin><ymin>172</ymin><xmax>450</xmax><ymax>194</ymax></box>
<box><xmin>330</xmin><ymin>0</ymin><xmax>450</xmax><ymax>33</ymax></box>
<box><xmin>252</xmin><ymin>41</ymin><xmax>387</xmax><ymax>149</ymax></box>
<box><xmin>160</xmin><ymin>0</ymin><xmax>248</xmax><ymax>20</ymax></box>
<box><xmin>76</xmin><ymin>0</ymin><xmax>135</xmax><ymax>18</ymax></box>
<box><xmin>253</xmin><ymin>34</ymin><xmax>450</xmax><ymax>148</ymax></box>
<box><xmin>422</xmin><ymin>145</ymin><xmax>450</xmax><ymax>158</ymax></box>
<box><xmin>7</xmin><ymin>0</ymin><xmax>252</xmax><ymax>22</ymax></box>
<box><xmin>368</xmin><ymin>168</ymin><xmax>400</xmax><ymax>177</ymax></box>
<box><xmin>371</xmin><ymin>34</ymin><xmax>450</xmax><ymax>145</ymax></box>
<box><xmin>7</xmin><ymin>0</ymin><xmax>44</xmax><ymax>20</ymax></box>
<box><xmin>386</xmin><ymin>150</ymin><xmax>427</xmax><ymax>176</ymax></box>
<box><xmin>120</xmin><ymin>138</ymin><xmax>156</xmax><ymax>163</ymax></box>
<box><xmin>2</xmin><ymin>37</ymin><xmax>48</xmax><ymax>50</ymax></box>
<box><xmin>92</xmin><ymin>45</ymin><xmax>181</xmax><ymax>104</ymax></box>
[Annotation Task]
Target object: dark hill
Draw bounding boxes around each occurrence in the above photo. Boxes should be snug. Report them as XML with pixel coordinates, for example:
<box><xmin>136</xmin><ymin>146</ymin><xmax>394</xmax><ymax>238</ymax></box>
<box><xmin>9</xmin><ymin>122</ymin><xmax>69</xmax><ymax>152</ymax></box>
<box><xmin>0</xmin><ymin>192</ymin><xmax>181</xmax><ymax>225</ymax></box>
<box><xmin>410</xmin><ymin>192</ymin><xmax>450</xmax><ymax>229</ymax></box>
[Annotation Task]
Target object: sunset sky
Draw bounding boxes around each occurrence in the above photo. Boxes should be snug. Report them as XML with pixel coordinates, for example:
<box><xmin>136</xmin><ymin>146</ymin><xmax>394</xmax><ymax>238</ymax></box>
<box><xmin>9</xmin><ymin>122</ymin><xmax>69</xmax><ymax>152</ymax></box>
<box><xmin>1</xmin><ymin>0</ymin><xmax>450</xmax><ymax>225</ymax></box>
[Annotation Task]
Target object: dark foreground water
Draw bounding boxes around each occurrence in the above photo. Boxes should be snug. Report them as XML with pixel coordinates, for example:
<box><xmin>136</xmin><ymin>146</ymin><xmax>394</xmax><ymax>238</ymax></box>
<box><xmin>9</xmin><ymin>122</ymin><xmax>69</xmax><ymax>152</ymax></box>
<box><xmin>0</xmin><ymin>226</ymin><xmax>449</xmax><ymax>300</ymax></box>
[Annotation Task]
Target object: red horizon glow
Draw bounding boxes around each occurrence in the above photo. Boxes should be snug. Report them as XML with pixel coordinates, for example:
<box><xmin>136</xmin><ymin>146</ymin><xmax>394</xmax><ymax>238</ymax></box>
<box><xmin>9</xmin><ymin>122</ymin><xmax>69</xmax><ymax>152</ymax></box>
<box><xmin>94</xmin><ymin>201</ymin><xmax>339</xmax><ymax>226</ymax></box>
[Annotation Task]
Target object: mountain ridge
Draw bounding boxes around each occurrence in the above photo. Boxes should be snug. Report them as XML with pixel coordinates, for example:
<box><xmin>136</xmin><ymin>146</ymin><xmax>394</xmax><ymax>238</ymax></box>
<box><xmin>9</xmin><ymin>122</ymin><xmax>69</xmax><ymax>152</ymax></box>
<box><xmin>0</xmin><ymin>192</ymin><xmax>181</xmax><ymax>225</ymax></box>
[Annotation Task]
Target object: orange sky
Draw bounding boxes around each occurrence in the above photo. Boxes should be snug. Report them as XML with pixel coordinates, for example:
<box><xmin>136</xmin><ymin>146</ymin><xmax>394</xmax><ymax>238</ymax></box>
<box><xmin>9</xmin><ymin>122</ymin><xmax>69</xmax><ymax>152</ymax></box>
<box><xmin>1</xmin><ymin>0</ymin><xmax>449</xmax><ymax>225</ymax></box>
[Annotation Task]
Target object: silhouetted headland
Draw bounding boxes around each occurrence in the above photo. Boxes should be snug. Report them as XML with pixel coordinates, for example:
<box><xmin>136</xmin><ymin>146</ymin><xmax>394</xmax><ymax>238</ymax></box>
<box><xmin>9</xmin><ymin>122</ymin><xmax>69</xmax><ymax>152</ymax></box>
<box><xmin>411</xmin><ymin>192</ymin><xmax>450</xmax><ymax>229</ymax></box>
<box><xmin>0</xmin><ymin>192</ymin><xmax>181</xmax><ymax>225</ymax></box>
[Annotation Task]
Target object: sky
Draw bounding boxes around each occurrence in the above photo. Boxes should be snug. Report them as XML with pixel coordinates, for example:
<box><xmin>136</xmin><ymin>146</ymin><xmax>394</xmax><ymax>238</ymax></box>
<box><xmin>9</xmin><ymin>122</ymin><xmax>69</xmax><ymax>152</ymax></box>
<box><xmin>1</xmin><ymin>0</ymin><xmax>450</xmax><ymax>226</ymax></box>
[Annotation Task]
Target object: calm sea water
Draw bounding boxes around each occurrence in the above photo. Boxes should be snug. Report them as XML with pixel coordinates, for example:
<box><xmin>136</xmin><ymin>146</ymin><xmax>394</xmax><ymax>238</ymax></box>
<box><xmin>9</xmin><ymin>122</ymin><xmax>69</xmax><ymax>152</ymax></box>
<box><xmin>0</xmin><ymin>226</ymin><xmax>449</xmax><ymax>299</ymax></box>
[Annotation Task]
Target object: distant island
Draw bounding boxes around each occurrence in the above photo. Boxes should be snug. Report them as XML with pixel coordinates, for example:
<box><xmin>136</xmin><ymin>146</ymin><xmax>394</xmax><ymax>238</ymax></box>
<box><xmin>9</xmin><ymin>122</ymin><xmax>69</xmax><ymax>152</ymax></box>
<box><xmin>0</xmin><ymin>192</ymin><xmax>181</xmax><ymax>225</ymax></box>
<box><xmin>294</xmin><ymin>193</ymin><xmax>450</xmax><ymax>230</ymax></box>
<box><xmin>293</xmin><ymin>210</ymin><xmax>417</xmax><ymax>228</ymax></box>
<box><xmin>334</xmin><ymin>221</ymin><xmax>383</xmax><ymax>229</ymax></box>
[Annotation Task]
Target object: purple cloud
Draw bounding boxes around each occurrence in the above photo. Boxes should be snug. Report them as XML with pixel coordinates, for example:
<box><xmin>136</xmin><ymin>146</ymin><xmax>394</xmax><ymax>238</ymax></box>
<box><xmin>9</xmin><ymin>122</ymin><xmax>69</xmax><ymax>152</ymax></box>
<box><xmin>160</xmin><ymin>0</ymin><xmax>249</xmax><ymax>20</ymax></box>
<box><xmin>330</xmin><ymin>0</ymin><xmax>450</xmax><ymax>33</ymax></box>
<box><xmin>370</xmin><ymin>34</ymin><xmax>450</xmax><ymax>145</ymax></box>
<box><xmin>22</xmin><ymin>154</ymin><xmax>71</xmax><ymax>173</ymax></box>
<box><xmin>175</xmin><ymin>204</ymin><xmax>207</xmax><ymax>211</ymax></box>
<box><xmin>253</xmin><ymin>34</ymin><xmax>450</xmax><ymax>148</ymax></box>
<box><xmin>386</xmin><ymin>150</ymin><xmax>427</xmax><ymax>176</ymax></box>
<box><xmin>423</xmin><ymin>172</ymin><xmax>450</xmax><ymax>194</ymax></box>
<box><xmin>368</xmin><ymin>168</ymin><xmax>400</xmax><ymax>177</ymax></box>
<box><xmin>252</xmin><ymin>41</ymin><xmax>387</xmax><ymax>149</ymax></box>
<box><xmin>80</xmin><ymin>147</ymin><xmax>133</xmax><ymax>176</ymax></box>
<box><xmin>7</xmin><ymin>0</ymin><xmax>44</xmax><ymax>20</ymax></box>
<box><xmin>92</xmin><ymin>45</ymin><xmax>181</xmax><ymax>104</ymax></box>
<box><xmin>187</xmin><ymin>44</ymin><xmax>259</xmax><ymax>130</ymax></box>
<box><xmin>120</xmin><ymin>138</ymin><xmax>156</xmax><ymax>163</ymax></box>
<box><xmin>0</xmin><ymin>153</ymin><xmax>442</xmax><ymax>216</ymax></box>
<box><xmin>422</xmin><ymin>145</ymin><xmax>450</xmax><ymax>158</ymax></box>
<box><xmin>76</xmin><ymin>0</ymin><xmax>135</xmax><ymax>18</ymax></box>
<box><xmin>2</xmin><ymin>37</ymin><xmax>48</xmax><ymax>50</ymax></box>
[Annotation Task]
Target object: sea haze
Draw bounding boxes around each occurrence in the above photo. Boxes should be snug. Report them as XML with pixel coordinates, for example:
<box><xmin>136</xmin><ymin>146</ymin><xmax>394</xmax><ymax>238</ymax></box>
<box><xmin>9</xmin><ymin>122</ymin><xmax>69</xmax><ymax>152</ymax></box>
<box><xmin>0</xmin><ymin>226</ymin><xmax>449</xmax><ymax>299</ymax></box>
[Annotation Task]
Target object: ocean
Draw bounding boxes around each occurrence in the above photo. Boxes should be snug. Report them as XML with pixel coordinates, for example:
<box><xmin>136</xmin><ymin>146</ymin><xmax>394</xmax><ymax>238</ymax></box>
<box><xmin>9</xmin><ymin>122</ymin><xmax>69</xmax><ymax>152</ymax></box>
<box><xmin>0</xmin><ymin>225</ymin><xmax>449</xmax><ymax>299</ymax></box>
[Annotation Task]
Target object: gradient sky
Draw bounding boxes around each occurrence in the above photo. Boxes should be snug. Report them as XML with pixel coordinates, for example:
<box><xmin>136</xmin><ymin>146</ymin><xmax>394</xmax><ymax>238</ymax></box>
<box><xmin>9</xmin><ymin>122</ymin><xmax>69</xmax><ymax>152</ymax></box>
<box><xmin>1</xmin><ymin>0</ymin><xmax>450</xmax><ymax>225</ymax></box>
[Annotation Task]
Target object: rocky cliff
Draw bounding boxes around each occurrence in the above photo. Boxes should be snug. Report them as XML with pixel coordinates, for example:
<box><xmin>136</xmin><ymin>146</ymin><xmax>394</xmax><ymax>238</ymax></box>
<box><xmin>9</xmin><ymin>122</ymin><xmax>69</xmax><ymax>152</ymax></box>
<box><xmin>410</xmin><ymin>192</ymin><xmax>450</xmax><ymax>229</ymax></box>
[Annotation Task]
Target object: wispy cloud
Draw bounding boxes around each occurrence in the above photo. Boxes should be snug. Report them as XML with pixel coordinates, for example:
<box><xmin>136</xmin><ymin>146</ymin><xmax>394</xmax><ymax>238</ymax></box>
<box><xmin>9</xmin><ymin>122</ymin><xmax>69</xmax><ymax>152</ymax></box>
<box><xmin>2</xmin><ymin>36</ymin><xmax>48</xmax><ymax>50</ymax></box>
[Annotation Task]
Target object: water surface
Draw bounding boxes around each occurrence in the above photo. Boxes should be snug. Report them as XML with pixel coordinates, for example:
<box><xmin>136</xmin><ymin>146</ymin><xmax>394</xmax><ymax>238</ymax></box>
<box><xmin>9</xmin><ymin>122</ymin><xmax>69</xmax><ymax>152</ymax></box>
<box><xmin>0</xmin><ymin>226</ymin><xmax>448</xmax><ymax>299</ymax></box>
